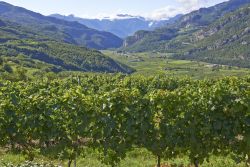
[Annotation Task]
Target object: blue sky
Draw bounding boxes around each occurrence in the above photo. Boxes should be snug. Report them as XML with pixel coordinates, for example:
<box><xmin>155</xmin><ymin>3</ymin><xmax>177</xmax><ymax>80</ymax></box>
<box><xmin>2</xmin><ymin>0</ymin><xmax>228</xmax><ymax>20</ymax></box>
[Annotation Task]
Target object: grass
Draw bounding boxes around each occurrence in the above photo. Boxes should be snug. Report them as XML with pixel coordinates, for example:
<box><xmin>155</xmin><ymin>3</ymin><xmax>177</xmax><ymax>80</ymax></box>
<box><xmin>0</xmin><ymin>148</ymin><xmax>247</xmax><ymax>167</ymax></box>
<box><xmin>103</xmin><ymin>50</ymin><xmax>250</xmax><ymax>79</ymax></box>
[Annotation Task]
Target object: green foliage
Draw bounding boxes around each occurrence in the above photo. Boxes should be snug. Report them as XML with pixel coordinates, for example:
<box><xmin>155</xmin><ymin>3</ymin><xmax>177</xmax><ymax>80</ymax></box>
<box><xmin>0</xmin><ymin>57</ymin><xmax>3</xmax><ymax>65</ymax></box>
<box><xmin>0</xmin><ymin>75</ymin><xmax>250</xmax><ymax>166</ymax></box>
<box><xmin>3</xmin><ymin>64</ymin><xmax>13</xmax><ymax>73</ymax></box>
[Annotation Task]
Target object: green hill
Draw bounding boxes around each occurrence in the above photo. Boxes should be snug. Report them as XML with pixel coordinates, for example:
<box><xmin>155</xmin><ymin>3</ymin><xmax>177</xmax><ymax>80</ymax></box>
<box><xmin>0</xmin><ymin>18</ymin><xmax>134</xmax><ymax>75</ymax></box>
<box><xmin>122</xmin><ymin>0</ymin><xmax>250</xmax><ymax>68</ymax></box>
<box><xmin>173</xmin><ymin>6</ymin><xmax>250</xmax><ymax>68</ymax></box>
<box><xmin>0</xmin><ymin>1</ymin><xmax>123</xmax><ymax>50</ymax></box>
<box><xmin>123</xmin><ymin>0</ymin><xmax>250</xmax><ymax>52</ymax></box>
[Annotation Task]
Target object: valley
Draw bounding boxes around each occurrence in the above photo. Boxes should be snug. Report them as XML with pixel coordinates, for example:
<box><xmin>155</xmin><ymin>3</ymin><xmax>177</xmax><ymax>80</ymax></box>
<box><xmin>104</xmin><ymin>50</ymin><xmax>250</xmax><ymax>78</ymax></box>
<box><xmin>0</xmin><ymin>0</ymin><xmax>250</xmax><ymax>167</ymax></box>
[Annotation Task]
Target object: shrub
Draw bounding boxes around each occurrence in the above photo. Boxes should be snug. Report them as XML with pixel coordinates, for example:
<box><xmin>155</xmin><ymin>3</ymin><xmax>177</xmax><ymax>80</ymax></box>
<box><xmin>3</xmin><ymin>64</ymin><xmax>13</xmax><ymax>73</ymax></box>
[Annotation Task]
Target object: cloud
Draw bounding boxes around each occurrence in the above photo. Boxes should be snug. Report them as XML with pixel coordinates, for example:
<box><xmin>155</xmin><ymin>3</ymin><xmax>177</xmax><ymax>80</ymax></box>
<box><xmin>149</xmin><ymin>0</ymin><xmax>223</xmax><ymax>20</ymax></box>
<box><xmin>149</xmin><ymin>6</ymin><xmax>184</xmax><ymax>20</ymax></box>
<box><xmin>79</xmin><ymin>0</ymin><xmax>228</xmax><ymax>21</ymax></box>
<box><xmin>176</xmin><ymin>0</ymin><xmax>199</xmax><ymax>6</ymax></box>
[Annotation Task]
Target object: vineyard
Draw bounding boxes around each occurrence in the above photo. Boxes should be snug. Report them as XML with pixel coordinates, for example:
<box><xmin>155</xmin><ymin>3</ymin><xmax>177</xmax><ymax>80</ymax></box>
<box><xmin>0</xmin><ymin>74</ymin><xmax>250</xmax><ymax>167</ymax></box>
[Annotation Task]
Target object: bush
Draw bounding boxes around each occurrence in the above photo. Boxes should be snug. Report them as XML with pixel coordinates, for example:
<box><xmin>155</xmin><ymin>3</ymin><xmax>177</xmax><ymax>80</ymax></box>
<box><xmin>0</xmin><ymin>57</ymin><xmax>3</xmax><ymax>65</ymax></box>
<box><xmin>3</xmin><ymin>64</ymin><xmax>13</xmax><ymax>73</ymax></box>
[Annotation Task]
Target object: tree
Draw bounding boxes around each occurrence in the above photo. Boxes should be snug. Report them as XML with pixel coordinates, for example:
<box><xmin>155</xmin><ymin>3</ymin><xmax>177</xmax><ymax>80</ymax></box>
<box><xmin>3</xmin><ymin>64</ymin><xmax>13</xmax><ymax>73</ymax></box>
<box><xmin>0</xmin><ymin>57</ymin><xmax>3</xmax><ymax>65</ymax></box>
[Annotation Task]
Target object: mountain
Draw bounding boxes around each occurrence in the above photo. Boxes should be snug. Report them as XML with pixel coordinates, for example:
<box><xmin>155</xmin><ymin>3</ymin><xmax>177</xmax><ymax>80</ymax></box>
<box><xmin>50</xmin><ymin>14</ymin><xmax>182</xmax><ymax>38</ymax></box>
<box><xmin>173</xmin><ymin>5</ymin><xmax>250</xmax><ymax>68</ymax></box>
<box><xmin>0</xmin><ymin>17</ymin><xmax>134</xmax><ymax>74</ymax></box>
<box><xmin>123</xmin><ymin>0</ymin><xmax>250</xmax><ymax>52</ymax></box>
<box><xmin>0</xmin><ymin>1</ymin><xmax>123</xmax><ymax>49</ymax></box>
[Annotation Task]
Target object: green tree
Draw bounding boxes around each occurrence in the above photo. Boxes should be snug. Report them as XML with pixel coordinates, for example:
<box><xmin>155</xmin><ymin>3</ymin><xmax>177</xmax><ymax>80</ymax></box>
<box><xmin>0</xmin><ymin>57</ymin><xmax>3</xmax><ymax>65</ymax></box>
<box><xmin>3</xmin><ymin>64</ymin><xmax>13</xmax><ymax>73</ymax></box>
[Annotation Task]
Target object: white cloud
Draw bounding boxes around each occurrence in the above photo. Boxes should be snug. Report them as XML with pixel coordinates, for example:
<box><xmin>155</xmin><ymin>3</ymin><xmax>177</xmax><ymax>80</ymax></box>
<box><xmin>149</xmin><ymin>6</ymin><xmax>184</xmax><ymax>20</ymax></box>
<box><xmin>148</xmin><ymin>0</ymin><xmax>226</xmax><ymax>20</ymax></box>
<box><xmin>79</xmin><ymin>13</ymin><xmax>143</xmax><ymax>20</ymax></box>
<box><xmin>79</xmin><ymin>0</ymin><xmax>228</xmax><ymax>21</ymax></box>
<box><xmin>176</xmin><ymin>0</ymin><xmax>199</xmax><ymax>6</ymax></box>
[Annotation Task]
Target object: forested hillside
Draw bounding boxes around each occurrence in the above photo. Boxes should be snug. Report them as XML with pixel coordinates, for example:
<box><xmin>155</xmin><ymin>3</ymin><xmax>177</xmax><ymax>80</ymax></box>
<box><xmin>0</xmin><ymin>18</ymin><xmax>134</xmax><ymax>75</ymax></box>
<box><xmin>173</xmin><ymin>6</ymin><xmax>250</xmax><ymax>68</ymax></box>
<box><xmin>122</xmin><ymin>0</ymin><xmax>250</xmax><ymax>68</ymax></box>
<box><xmin>0</xmin><ymin>1</ymin><xmax>123</xmax><ymax>49</ymax></box>
<box><xmin>123</xmin><ymin>0</ymin><xmax>250</xmax><ymax>52</ymax></box>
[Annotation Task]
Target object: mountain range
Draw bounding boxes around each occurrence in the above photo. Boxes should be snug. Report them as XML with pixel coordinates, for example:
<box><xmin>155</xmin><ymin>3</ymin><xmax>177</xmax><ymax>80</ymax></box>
<box><xmin>0</xmin><ymin>1</ymin><xmax>134</xmax><ymax>74</ymax></box>
<box><xmin>50</xmin><ymin>14</ymin><xmax>182</xmax><ymax>38</ymax></box>
<box><xmin>0</xmin><ymin>1</ymin><xmax>123</xmax><ymax>50</ymax></box>
<box><xmin>122</xmin><ymin>0</ymin><xmax>250</xmax><ymax>68</ymax></box>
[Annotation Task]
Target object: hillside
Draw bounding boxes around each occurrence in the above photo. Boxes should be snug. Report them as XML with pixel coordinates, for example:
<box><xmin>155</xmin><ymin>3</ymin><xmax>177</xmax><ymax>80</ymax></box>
<box><xmin>173</xmin><ymin>5</ymin><xmax>250</xmax><ymax>68</ymax></box>
<box><xmin>0</xmin><ymin>18</ymin><xmax>134</xmax><ymax>74</ymax></box>
<box><xmin>123</xmin><ymin>0</ymin><xmax>250</xmax><ymax>53</ymax></box>
<box><xmin>0</xmin><ymin>1</ymin><xmax>123</xmax><ymax>49</ymax></box>
<box><xmin>50</xmin><ymin>14</ymin><xmax>182</xmax><ymax>38</ymax></box>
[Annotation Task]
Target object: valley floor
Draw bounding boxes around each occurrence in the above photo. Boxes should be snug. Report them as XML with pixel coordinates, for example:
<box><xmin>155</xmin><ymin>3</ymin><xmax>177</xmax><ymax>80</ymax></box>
<box><xmin>104</xmin><ymin>51</ymin><xmax>250</xmax><ymax>79</ymax></box>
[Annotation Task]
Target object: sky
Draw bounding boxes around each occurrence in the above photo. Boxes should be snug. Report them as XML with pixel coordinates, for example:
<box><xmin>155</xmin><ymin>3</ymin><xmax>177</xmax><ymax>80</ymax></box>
<box><xmin>2</xmin><ymin>0</ymin><xmax>228</xmax><ymax>20</ymax></box>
